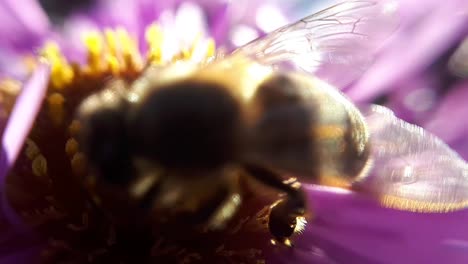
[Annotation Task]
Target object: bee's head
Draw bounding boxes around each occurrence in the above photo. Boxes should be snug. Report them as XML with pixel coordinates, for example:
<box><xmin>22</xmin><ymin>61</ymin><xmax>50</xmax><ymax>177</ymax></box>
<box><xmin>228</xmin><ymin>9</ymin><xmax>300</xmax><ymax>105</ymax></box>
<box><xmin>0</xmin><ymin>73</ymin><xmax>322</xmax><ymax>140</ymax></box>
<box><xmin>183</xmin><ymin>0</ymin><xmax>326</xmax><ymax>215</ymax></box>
<box><xmin>129</xmin><ymin>80</ymin><xmax>243</xmax><ymax>170</ymax></box>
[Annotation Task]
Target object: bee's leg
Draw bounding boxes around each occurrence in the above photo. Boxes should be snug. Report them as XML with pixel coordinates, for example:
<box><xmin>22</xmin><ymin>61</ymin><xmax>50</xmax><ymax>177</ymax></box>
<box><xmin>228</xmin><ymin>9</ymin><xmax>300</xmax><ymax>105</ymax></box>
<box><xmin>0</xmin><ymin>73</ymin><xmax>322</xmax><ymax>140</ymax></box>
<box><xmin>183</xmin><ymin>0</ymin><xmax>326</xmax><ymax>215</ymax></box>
<box><xmin>244</xmin><ymin>164</ymin><xmax>306</xmax><ymax>246</ymax></box>
<box><xmin>206</xmin><ymin>191</ymin><xmax>242</xmax><ymax>231</ymax></box>
<box><xmin>173</xmin><ymin>186</ymin><xmax>241</xmax><ymax>232</ymax></box>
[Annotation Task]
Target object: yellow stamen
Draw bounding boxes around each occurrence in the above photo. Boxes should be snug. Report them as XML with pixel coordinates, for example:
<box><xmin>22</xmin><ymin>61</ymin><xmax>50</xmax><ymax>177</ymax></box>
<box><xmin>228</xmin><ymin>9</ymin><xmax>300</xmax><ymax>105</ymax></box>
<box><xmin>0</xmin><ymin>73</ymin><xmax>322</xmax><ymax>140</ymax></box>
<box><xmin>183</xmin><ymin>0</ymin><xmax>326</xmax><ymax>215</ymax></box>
<box><xmin>104</xmin><ymin>29</ymin><xmax>122</xmax><ymax>74</ymax></box>
<box><xmin>0</xmin><ymin>79</ymin><xmax>21</xmax><ymax>95</ymax></box>
<box><xmin>104</xmin><ymin>29</ymin><xmax>119</xmax><ymax>57</ymax></box>
<box><xmin>32</xmin><ymin>154</ymin><xmax>48</xmax><ymax>178</ymax></box>
<box><xmin>37</xmin><ymin>23</ymin><xmax>216</xmax><ymax>90</ymax></box>
<box><xmin>25</xmin><ymin>139</ymin><xmax>40</xmax><ymax>160</ymax></box>
<box><xmin>83</xmin><ymin>31</ymin><xmax>105</xmax><ymax>73</ymax></box>
<box><xmin>47</xmin><ymin>93</ymin><xmax>66</xmax><ymax>126</ymax></box>
<box><xmin>105</xmin><ymin>54</ymin><xmax>121</xmax><ymax>75</ymax></box>
<box><xmin>40</xmin><ymin>42</ymin><xmax>74</xmax><ymax>89</ymax></box>
<box><xmin>68</xmin><ymin>120</ymin><xmax>82</xmax><ymax>136</ymax></box>
<box><xmin>205</xmin><ymin>39</ymin><xmax>216</xmax><ymax>58</ymax></box>
<box><xmin>71</xmin><ymin>152</ymin><xmax>87</xmax><ymax>177</ymax></box>
<box><xmin>0</xmin><ymin>78</ymin><xmax>21</xmax><ymax>113</ymax></box>
<box><xmin>188</xmin><ymin>34</ymin><xmax>215</xmax><ymax>61</ymax></box>
<box><xmin>181</xmin><ymin>47</ymin><xmax>192</xmax><ymax>60</ymax></box>
<box><xmin>116</xmin><ymin>28</ymin><xmax>142</xmax><ymax>71</ymax></box>
<box><xmin>145</xmin><ymin>23</ymin><xmax>164</xmax><ymax>64</ymax></box>
<box><xmin>190</xmin><ymin>34</ymin><xmax>202</xmax><ymax>57</ymax></box>
<box><xmin>65</xmin><ymin>138</ymin><xmax>79</xmax><ymax>157</ymax></box>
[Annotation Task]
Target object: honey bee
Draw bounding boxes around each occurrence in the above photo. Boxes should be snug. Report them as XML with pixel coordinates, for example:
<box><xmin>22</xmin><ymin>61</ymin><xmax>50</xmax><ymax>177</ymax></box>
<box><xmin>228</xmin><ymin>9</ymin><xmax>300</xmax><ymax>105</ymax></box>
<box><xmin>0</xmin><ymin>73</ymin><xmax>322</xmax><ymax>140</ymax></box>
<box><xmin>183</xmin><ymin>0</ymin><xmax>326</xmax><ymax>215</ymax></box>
<box><xmin>76</xmin><ymin>0</ymin><xmax>468</xmax><ymax>247</ymax></box>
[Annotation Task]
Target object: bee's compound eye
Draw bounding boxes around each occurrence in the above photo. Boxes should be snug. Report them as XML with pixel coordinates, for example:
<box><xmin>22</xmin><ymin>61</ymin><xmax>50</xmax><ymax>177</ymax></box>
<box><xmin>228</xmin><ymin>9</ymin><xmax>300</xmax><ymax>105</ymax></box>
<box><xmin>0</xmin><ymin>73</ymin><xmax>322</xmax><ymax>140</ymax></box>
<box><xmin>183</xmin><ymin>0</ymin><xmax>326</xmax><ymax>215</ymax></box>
<box><xmin>80</xmin><ymin>107</ymin><xmax>134</xmax><ymax>185</ymax></box>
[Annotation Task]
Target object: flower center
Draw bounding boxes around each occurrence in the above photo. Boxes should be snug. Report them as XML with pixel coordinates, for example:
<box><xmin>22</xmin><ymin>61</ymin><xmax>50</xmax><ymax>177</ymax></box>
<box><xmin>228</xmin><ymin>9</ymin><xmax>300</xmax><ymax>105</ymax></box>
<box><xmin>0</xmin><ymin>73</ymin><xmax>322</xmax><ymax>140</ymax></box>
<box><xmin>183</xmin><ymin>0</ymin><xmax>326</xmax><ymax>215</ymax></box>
<box><xmin>3</xmin><ymin>24</ymin><xmax>293</xmax><ymax>263</ymax></box>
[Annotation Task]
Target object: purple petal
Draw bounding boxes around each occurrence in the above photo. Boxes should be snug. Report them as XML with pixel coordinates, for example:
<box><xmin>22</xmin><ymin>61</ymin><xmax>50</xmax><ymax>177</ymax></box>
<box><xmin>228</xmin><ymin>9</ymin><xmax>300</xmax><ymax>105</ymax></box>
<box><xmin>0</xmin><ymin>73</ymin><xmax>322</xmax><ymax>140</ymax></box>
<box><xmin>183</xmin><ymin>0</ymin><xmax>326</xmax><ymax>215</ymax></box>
<box><xmin>174</xmin><ymin>2</ymin><xmax>208</xmax><ymax>40</ymax></box>
<box><xmin>203</xmin><ymin>1</ymin><xmax>230</xmax><ymax>44</ymax></box>
<box><xmin>0</xmin><ymin>220</ymin><xmax>44</xmax><ymax>263</ymax></box>
<box><xmin>87</xmin><ymin>0</ymin><xmax>144</xmax><ymax>45</ymax></box>
<box><xmin>0</xmin><ymin>62</ymin><xmax>50</xmax><ymax>263</ymax></box>
<box><xmin>450</xmin><ymin>137</ymin><xmax>468</xmax><ymax>162</ymax></box>
<box><xmin>0</xmin><ymin>0</ymin><xmax>50</xmax><ymax>51</ymax></box>
<box><xmin>0</xmin><ymin>245</ymin><xmax>42</xmax><ymax>264</ymax></box>
<box><xmin>65</xmin><ymin>0</ymin><xmax>178</xmax><ymax>54</ymax></box>
<box><xmin>138</xmin><ymin>0</ymin><xmax>177</xmax><ymax>23</ymax></box>
<box><xmin>270</xmin><ymin>186</ymin><xmax>468</xmax><ymax>263</ymax></box>
<box><xmin>0</xmin><ymin>49</ymin><xmax>33</xmax><ymax>80</ymax></box>
<box><xmin>385</xmin><ymin>75</ymin><xmax>439</xmax><ymax>123</ymax></box>
<box><xmin>58</xmin><ymin>15</ymin><xmax>101</xmax><ymax>64</ymax></box>
<box><xmin>423</xmin><ymin>82</ymin><xmax>468</xmax><ymax>159</ymax></box>
<box><xmin>0</xmin><ymin>62</ymin><xmax>50</xmax><ymax>229</ymax></box>
<box><xmin>347</xmin><ymin>0</ymin><xmax>468</xmax><ymax>102</ymax></box>
<box><xmin>0</xmin><ymin>0</ymin><xmax>51</xmax><ymax>78</ymax></box>
<box><xmin>135</xmin><ymin>0</ymin><xmax>178</xmax><ymax>51</ymax></box>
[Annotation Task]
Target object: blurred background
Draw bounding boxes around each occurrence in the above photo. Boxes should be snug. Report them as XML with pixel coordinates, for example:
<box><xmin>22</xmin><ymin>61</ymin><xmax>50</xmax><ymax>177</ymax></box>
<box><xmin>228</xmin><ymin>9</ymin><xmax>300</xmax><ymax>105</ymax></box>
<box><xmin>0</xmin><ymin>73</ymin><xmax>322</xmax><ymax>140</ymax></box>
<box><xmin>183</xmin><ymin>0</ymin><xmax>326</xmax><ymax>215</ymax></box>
<box><xmin>36</xmin><ymin>0</ymin><xmax>327</xmax><ymax>23</ymax></box>
<box><xmin>38</xmin><ymin>0</ymin><xmax>93</xmax><ymax>23</ymax></box>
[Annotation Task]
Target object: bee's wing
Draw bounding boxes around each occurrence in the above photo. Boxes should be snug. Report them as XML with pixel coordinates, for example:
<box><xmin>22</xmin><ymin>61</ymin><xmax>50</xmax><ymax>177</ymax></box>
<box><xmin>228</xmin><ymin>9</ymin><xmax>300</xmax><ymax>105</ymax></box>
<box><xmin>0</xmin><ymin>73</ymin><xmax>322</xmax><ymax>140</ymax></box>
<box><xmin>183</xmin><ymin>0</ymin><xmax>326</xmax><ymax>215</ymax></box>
<box><xmin>354</xmin><ymin>104</ymin><xmax>468</xmax><ymax>212</ymax></box>
<box><xmin>234</xmin><ymin>0</ymin><xmax>399</xmax><ymax>88</ymax></box>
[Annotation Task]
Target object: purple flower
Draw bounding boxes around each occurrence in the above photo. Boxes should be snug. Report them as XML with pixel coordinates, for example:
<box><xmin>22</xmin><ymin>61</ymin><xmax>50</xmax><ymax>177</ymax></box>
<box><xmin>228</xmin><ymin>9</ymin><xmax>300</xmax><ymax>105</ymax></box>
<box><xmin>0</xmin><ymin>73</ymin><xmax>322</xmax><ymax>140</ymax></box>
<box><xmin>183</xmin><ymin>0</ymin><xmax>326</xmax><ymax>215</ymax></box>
<box><xmin>346</xmin><ymin>0</ymin><xmax>468</xmax><ymax>159</ymax></box>
<box><xmin>423</xmin><ymin>81</ymin><xmax>468</xmax><ymax>159</ymax></box>
<box><xmin>275</xmin><ymin>186</ymin><xmax>468</xmax><ymax>263</ymax></box>
<box><xmin>0</xmin><ymin>62</ymin><xmax>50</xmax><ymax>263</ymax></box>
<box><xmin>0</xmin><ymin>0</ymin><xmax>290</xmax><ymax>70</ymax></box>
<box><xmin>0</xmin><ymin>0</ymin><xmax>467</xmax><ymax>263</ymax></box>
<box><xmin>0</xmin><ymin>0</ymin><xmax>50</xmax><ymax>79</ymax></box>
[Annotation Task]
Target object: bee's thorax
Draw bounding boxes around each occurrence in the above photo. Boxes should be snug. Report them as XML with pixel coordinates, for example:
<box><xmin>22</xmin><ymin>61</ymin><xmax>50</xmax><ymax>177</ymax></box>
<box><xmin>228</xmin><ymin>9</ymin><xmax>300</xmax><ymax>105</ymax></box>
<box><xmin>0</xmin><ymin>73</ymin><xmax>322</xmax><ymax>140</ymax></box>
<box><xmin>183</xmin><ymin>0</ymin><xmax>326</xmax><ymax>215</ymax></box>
<box><xmin>129</xmin><ymin>80</ymin><xmax>244</xmax><ymax>170</ymax></box>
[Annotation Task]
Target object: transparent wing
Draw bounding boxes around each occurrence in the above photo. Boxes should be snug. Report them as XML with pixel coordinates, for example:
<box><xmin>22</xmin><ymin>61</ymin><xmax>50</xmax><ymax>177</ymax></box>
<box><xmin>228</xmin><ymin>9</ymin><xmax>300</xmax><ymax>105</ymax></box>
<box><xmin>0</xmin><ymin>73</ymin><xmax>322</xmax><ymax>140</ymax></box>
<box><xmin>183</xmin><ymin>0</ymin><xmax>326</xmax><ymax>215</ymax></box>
<box><xmin>234</xmin><ymin>0</ymin><xmax>399</xmax><ymax>88</ymax></box>
<box><xmin>354</xmin><ymin>105</ymin><xmax>468</xmax><ymax>212</ymax></box>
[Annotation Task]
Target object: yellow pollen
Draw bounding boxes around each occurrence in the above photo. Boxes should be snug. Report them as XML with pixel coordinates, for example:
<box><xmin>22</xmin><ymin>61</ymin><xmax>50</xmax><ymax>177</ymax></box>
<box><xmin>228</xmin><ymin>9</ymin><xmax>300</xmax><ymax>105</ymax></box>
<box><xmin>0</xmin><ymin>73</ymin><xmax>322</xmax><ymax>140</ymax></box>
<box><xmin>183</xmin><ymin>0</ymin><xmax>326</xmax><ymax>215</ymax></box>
<box><xmin>102</xmin><ymin>28</ymin><xmax>143</xmax><ymax>74</ymax></box>
<box><xmin>65</xmin><ymin>138</ymin><xmax>79</xmax><ymax>157</ymax></box>
<box><xmin>187</xmin><ymin>34</ymin><xmax>215</xmax><ymax>61</ymax></box>
<box><xmin>116</xmin><ymin>28</ymin><xmax>143</xmax><ymax>71</ymax></box>
<box><xmin>68</xmin><ymin>120</ymin><xmax>82</xmax><ymax>136</ymax></box>
<box><xmin>83</xmin><ymin>31</ymin><xmax>105</xmax><ymax>73</ymax></box>
<box><xmin>0</xmin><ymin>79</ymin><xmax>21</xmax><ymax>95</ymax></box>
<box><xmin>40</xmin><ymin>42</ymin><xmax>74</xmax><ymax>89</ymax></box>
<box><xmin>0</xmin><ymin>79</ymin><xmax>21</xmax><ymax>117</ymax></box>
<box><xmin>32</xmin><ymin>154</ymin><xmax>48</xmax><ymax>178</ymax></box>
<box><xmin>186</xmin><ymin>35</ymin><xmax>202</xmax><ymax>60</ymax></box>
<box><xmin>25</xmin><ymin>139</ymin><xmax>41</xmax><ymax>160</ymax></box>
<box><xmin>145</xmin><ymin>23</ymin><xmax>164</xmax><ymax>64</ymax></box>
<box><xmin>105</xmin><ymin>54</ymin><xmax>121</xmax><ymax>75</ymax></box>
<box><xmin>71</xmin><ymin>152</ymin><xmax>88</xmax><ymax>177</ymax></box>
<box><xmin>33</xmin><ymin>23</ymin><xmax>216</xmax><ymax>92</ymax></box>
<box><xmin>206</xmin><ymin>39</ymin><xmax>215</xmax><ymax>58</ymax></box>
<box><xmin>104</xmin><ymin>29</ymin><xmax>119</xmax><ymax>57</ymax></box>
<box><xmin>47</xmin><ymin>93</ymin><xmax>66</xmax><ymax>126</ymax></box>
